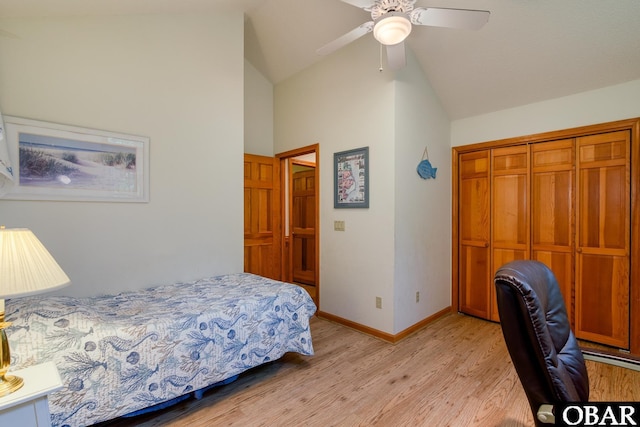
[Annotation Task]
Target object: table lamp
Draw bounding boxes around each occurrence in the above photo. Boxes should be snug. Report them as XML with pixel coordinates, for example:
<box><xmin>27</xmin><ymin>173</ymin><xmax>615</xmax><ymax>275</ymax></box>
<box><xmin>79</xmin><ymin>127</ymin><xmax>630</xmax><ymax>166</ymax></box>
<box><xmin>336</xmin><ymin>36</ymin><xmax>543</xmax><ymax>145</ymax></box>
<box><xmin>0</xmin><ymin>227</ymin><xmax>70</xmax><ymax>397</ymax></box>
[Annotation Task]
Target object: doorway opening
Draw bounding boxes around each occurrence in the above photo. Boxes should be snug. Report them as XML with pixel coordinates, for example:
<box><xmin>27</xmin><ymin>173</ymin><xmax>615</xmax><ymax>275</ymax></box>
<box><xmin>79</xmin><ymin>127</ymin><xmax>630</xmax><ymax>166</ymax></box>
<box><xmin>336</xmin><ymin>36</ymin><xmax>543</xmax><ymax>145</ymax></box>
<box><xmin>277</xmin><ymin>144</ymin><xmax>319</xmax><ymax>308</ymax></box>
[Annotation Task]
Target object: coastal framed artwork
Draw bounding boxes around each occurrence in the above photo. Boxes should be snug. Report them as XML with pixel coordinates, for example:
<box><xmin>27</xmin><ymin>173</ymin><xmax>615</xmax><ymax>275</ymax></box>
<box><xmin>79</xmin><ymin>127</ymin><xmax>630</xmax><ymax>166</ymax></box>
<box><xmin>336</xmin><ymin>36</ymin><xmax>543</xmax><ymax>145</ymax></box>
<box><xmin>334</xmin><ymin>146</ymin><xmax>369</xmax><ymax>208</ymax></box>
<box><xmin>3</xmin><ymin>116</ymin><xmax>149</xmax><ymax>202</ymax></box>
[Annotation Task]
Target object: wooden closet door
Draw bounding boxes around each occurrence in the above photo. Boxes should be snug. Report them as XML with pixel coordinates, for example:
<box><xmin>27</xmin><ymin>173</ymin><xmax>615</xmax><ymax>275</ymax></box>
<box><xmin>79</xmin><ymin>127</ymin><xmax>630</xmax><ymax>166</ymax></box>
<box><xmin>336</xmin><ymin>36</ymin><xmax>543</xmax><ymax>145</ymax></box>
<box><xmin>531</xmin><ymin>140</ymin><xmax>574</xmax><ymax>324</ymax></box>
<box><xmin>491</xmin><ymin>146</ymin><xmax>529</xmax><ymax>321</ymax></box>
<box><xmin>576</xmin><ymin>131</ymin><xmax>630</xmax><ymax>348</ymax></box>
<box><xmin>458</xmin><ymin>150</ymin><xmax>491</xmax><ymax>319</ymax></box>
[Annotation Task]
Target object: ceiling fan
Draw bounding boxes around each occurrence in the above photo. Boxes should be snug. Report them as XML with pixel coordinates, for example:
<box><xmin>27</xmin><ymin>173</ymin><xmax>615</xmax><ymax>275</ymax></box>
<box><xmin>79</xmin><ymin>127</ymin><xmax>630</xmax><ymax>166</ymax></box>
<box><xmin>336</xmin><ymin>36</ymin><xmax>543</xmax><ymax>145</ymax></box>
<box><xmin>317</xmin><ymin>0</ymin><xmax>490</xmax><ymax>70</ymax></box>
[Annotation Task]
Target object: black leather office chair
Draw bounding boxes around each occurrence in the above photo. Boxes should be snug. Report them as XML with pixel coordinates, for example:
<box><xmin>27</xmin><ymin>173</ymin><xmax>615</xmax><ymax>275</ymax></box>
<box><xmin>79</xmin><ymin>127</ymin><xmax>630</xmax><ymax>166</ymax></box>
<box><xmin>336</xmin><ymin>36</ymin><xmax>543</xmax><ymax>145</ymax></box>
<box><xmin>494</xmin><ymin>260</ymin><xmax>589</xmax><ymax>426</ymax></box>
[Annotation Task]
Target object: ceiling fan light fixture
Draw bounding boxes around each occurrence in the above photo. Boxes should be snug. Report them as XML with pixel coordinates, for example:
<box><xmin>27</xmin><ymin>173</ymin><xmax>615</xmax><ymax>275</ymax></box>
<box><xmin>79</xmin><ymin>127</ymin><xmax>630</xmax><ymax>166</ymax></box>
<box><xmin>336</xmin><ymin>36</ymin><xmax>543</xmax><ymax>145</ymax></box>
<box><xmin>373</xmin><ymin>12</ymin><xmax>412</xmax><ymax>46</ymax></box>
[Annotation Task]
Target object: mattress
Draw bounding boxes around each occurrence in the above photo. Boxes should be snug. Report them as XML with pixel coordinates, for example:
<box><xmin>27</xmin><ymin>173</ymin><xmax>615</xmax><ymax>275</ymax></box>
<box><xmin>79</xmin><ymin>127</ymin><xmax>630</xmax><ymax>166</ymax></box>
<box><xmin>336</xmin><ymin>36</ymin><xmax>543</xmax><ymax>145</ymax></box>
<box><xmin>5</xmin><ymin>273</ymin><xmax>316</xmax><ymax>426</ymax></box>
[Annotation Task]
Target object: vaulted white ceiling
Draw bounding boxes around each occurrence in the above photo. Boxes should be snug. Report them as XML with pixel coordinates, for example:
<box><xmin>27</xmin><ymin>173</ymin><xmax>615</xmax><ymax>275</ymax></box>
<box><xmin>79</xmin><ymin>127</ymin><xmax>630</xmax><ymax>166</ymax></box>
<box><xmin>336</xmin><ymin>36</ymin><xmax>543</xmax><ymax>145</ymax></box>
<box><xmin>2</xmin><ymin>0</ymin><xmax>640</xmax><ymax>120</ymax></box>
<box><xmin>245</xmin><ymin>0</ymin><xmax>640</xmax><ymax>119</ymax></box>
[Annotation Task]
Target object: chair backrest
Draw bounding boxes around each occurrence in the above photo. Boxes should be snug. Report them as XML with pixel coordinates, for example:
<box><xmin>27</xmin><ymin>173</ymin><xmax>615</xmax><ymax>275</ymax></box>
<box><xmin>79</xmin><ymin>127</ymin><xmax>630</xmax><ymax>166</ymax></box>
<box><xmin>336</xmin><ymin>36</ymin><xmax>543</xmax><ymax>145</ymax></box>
<box><xmin>494</xmin><ymin>260</ymin><xmax>589</xmax><ymax>426</ymax></box>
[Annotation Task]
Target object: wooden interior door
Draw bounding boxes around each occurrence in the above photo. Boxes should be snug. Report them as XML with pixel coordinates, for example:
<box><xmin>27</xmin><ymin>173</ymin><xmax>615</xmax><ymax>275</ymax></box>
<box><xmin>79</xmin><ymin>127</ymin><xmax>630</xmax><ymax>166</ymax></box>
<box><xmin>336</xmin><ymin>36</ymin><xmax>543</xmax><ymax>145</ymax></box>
<box><xmin>291</xmin><ymin>163</ymin><xmax>316</xmax><ymax>287</ymax></box>
<box><xmin>458</xmin><ymin>150</ymin><xmax>491</xmax><ymax>319</ymax></box>
<box><xmin>244</xmin><ymin>154</ymin><xmax>281</xmax><ymax>280</ymax></box>
<box><xmin>531</xmin><ymin>139</ymin><xmax>575</xmax><ymax>323</ymax></box>
<box><xmin>278</xmin><ymin>145</ymin><xmax>320</xmax><ymax>308</ymax></box>
<box><xmin>490</xmin><ymin>145</ymin><xmax>529</xmax><ymax>321</ymax></box>
<box><xmin>575</xmin><ymin>131</ymin><xmax>630</xmax><ymax>348</ymax></box>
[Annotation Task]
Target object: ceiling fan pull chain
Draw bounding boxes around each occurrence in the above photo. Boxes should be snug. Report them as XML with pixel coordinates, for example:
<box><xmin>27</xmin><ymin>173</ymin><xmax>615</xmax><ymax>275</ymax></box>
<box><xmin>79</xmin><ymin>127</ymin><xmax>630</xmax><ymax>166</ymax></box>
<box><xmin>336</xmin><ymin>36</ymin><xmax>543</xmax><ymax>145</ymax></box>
<box><xmin>379</xmin><ymin>43</ymin><xmax>384</xmax><ymax>72</ymax></box>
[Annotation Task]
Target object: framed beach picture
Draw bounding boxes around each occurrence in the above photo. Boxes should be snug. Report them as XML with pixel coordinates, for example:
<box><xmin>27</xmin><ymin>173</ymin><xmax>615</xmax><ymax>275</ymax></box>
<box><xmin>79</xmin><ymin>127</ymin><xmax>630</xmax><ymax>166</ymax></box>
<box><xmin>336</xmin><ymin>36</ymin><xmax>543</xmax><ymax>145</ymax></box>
<box><xmin>3</xmin><ymin>116</ymin><xmax>149</xmax><ymax>202</ymax></box>
<box><xmin>334</xmin><ymin>146</ymin><xmax>369</xmax><ymax>209</ymax></box>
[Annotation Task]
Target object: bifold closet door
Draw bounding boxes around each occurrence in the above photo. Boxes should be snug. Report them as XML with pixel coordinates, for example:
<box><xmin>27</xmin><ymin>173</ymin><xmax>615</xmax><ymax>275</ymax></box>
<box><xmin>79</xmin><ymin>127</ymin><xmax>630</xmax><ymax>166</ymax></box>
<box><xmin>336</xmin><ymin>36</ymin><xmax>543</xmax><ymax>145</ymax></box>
<box><xmin>530</xmin><ymin>139</ymin><xmax>575</xmax><ymax>324</ymax></box>
<box><xmin>458</xmin><ymin>150</ymin><xmax>491</xmax><ymax>319</ymax></box>
<box><xmin>575</xmin><ymin>131</ymin><xmax>630</xmax><ymax>348</ymax></box>
<box><xmin>490</xmin><ymin>146</ymin><xmax>529</xmax><ymax>321</ymax></box>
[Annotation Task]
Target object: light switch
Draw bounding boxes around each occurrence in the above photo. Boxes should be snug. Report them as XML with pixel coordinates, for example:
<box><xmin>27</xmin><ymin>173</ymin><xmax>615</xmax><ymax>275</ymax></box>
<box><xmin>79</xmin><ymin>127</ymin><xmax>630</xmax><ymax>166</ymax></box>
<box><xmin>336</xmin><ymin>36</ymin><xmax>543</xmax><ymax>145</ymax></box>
<box><xmin>334</xmin><ymin>220</ymin><xmax>345</xmax><ymax>231</ymax></box>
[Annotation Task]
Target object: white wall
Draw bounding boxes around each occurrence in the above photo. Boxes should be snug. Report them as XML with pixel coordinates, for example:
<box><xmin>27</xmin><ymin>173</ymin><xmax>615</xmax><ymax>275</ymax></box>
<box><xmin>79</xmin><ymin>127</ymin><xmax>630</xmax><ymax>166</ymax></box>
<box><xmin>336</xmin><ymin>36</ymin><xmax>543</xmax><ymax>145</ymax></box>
<box><xmin>275</xmin><ymin>38</ymin><xmax>452</xmax><ymax>334</ymax></box>
<box><xmin>275</xmin><ymin>37</ymin><xmax>397</xmax><ymax>333</ymax></box>
<box><xmin>393</xmin><ymin>49</ymin><xmax>451</xmax><ymax>332</ymax></box>
<box><xmin>452</xmin><ymin>79</ymin><xmax>640</xmax><ymax>146</ymax></box>
<box><xmin>0</xmin><ymin>13</ymin><xmax>245</xmax><ymax>297</ymax></box>
<box><xmin>244</xmin><ymin>58</ymin><xmax>274</xmax><ymax>156</ymax></box>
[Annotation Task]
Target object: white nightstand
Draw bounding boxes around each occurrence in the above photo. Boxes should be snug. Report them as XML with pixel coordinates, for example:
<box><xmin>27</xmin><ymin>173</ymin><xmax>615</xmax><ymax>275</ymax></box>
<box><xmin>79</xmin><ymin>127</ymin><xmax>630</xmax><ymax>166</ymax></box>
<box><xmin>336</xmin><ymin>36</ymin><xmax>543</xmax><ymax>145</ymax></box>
<box><xmin>0</xmin><ymin>362</ymin><xmax>62</xmax><ymax>427</ymax></box>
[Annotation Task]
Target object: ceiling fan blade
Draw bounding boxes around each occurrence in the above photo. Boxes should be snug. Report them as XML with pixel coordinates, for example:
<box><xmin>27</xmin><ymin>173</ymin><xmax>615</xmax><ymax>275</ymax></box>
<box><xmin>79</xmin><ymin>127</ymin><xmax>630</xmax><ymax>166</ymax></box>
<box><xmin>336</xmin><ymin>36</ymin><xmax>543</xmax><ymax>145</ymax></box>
<box><xmin>410</xmin><ymin>7</ymin><xmax>490</xmax><ymax>30</ymax></box>
<box><xmin>386</xmin><ymin>42</ymin><xmax>406</xmax><ymax>71</ymax></box>
<box><xmin>339</xmin><ymin>0</ymin><xmax>376</xmax><ymax>9</ymax></box>
<box><xmin>316</xmin><ymin>21</ymin><xmax>374</xmax><ymax>56</ymax></box>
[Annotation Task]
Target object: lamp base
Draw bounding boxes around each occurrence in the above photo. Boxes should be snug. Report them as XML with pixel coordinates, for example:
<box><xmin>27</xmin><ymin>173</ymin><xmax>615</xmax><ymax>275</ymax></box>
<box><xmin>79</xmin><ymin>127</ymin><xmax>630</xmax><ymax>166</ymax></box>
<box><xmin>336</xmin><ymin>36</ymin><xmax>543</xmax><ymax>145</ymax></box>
<box><xmin>0</xmin><ymin>373</ymin><xmax>24</xmax><ymax>397</ymax></box>
<box><xmin>1</xmin><ymin>312</ymin><xmax>24</xmax><ymax>396</ymax></box>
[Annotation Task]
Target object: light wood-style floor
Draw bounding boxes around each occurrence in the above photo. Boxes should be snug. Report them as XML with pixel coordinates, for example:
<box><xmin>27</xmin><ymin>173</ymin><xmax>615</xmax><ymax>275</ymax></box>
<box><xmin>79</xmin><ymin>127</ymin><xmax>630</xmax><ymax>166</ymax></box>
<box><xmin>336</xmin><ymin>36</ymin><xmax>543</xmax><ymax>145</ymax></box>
<box><xmin>102</xmin><ymin>313</ymin><xmax>640</xmax><ymax>427</ymax></box>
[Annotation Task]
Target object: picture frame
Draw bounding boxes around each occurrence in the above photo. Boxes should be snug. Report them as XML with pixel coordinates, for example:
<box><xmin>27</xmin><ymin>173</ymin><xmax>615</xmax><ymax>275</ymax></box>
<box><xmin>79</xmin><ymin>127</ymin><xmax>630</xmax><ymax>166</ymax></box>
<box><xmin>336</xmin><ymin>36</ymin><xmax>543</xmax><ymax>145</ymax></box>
<box><xmin>334</xmin><ymin>146</ymin><xmax>369</xmax><ymax>209</ymax></box>
<box><xmin>3</xmin><ymin>116</ymin><xmax>149</xmax><ymax>202</ymax></box>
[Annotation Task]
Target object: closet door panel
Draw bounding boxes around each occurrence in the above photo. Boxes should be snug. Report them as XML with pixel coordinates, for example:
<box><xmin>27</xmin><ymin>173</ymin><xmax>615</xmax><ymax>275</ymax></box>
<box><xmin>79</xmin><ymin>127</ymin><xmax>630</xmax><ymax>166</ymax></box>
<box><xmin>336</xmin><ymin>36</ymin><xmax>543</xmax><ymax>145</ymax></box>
<box><xmin>493</xmin><ymin>247</ymin><xmax>528</xmax><ymax>320</ymax></box>
<box><xmin>493</xmin><ymin>249</ymin><xmax>527</xmax><ymax>281</ymax></box>
<box><xmin>460</xmin><ymin>177</ymin><xmax>490</xmax><ymax>243</ymax></box>
<box><xmin>579</xmin><ymin>166</ymin><xmax>627</xmax><ymax>250</ymax></box>
<box><xmin>533</xmin><ymin>250</ymin><xmax>573</xmax><ymax>309</ymax></box>
<box><xmin>490</xmin><ymin>146</ymin><xmax>529</xmax><ymax>321</ymax></box>
<box><xmin>493</xmin><ymin>174</ymin><xmax>528</xmax><ymax>246</ymax></box>
<box><xmin>459</xmin><ymin>154</ymin><xmax>490</xmax><ymax>243</ymax></box>
<box><xmin>492</xmin><ymin>146</ymin><xmax>529</xmax><ymax>250</ymax></box>
<box><xmin>576</xmin><ymin>254</ymin><xmax>629</xmax><ymax>347</ymax></box>
<box><xmin>531</xmin><ymin>140</ymin><xmax>574</xmax><ymax>322</ymax></box>
<box><xmin>532</xmin><ymin>171</ymin><xmax>572</xmax><ymax>247</ymax></box>
<box><xmin>576</xmin><ymin>131</ymin><xmax>630</xmax><ymax>348</ymax></box>
<box><xmin>460</xmin><ymin>245</ymin><xmax>490</xmax><ymax>318</ymax></box>
<box><xmin>459</xmin><ymin>151</ymin><xmax>491</xmax><ymax>319</ymax></box>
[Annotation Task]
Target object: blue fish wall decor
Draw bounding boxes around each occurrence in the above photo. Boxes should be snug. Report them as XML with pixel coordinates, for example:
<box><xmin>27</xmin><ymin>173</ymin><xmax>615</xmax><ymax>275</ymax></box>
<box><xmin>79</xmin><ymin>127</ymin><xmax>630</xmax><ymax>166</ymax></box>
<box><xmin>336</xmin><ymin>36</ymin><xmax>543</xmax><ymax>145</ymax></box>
<box><xmin>417</xmin><ymin>159</ymin><xmax>437</xmax><ymax>179</ymax></box>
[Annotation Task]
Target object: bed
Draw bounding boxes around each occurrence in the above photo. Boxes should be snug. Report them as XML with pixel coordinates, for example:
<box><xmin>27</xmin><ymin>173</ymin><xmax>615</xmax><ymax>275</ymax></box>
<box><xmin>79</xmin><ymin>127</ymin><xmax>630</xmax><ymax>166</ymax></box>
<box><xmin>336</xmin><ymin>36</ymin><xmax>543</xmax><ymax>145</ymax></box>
<box><xmin>5</xmin><ymin>272</ymin><xmax>316</xmax><ymax>427</ymax></box>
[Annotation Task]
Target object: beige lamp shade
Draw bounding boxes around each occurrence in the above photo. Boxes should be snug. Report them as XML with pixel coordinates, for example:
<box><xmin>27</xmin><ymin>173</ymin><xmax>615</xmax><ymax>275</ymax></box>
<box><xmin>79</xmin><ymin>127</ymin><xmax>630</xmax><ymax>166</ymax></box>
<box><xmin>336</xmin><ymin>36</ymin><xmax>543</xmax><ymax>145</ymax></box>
<box><xmin>0</xmin><ymin>228</ymin><xmax>70</xmax><ymax>299</ymax></box>
<box><xmin>0</xmin><ymin>227</ymin><xmax>70</xmax><ymax>396</ymax></box>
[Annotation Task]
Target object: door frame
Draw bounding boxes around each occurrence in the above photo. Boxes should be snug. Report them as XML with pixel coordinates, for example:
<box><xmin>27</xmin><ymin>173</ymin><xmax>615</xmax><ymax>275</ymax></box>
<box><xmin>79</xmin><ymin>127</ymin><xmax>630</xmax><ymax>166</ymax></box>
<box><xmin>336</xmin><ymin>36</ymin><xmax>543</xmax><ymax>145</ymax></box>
<box><xmin>276</xmin><ymin>144</ymin><xmax>320</xmax><ymax>308</ymax></box>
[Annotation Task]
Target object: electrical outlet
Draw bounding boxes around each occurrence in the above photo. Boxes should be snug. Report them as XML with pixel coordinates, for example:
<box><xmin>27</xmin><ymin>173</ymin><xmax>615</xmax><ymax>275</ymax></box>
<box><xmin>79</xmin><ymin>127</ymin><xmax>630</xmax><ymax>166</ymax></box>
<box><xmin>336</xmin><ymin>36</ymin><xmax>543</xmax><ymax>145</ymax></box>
<box><xmin>376</xmin><ymin>296</ymin><xmax>382</xmax><ymax>309</ymax></box>
<box><xmin>416</xmin><ymin>291</ymin><xmax>420</xmax><ymax>303</ymax></box>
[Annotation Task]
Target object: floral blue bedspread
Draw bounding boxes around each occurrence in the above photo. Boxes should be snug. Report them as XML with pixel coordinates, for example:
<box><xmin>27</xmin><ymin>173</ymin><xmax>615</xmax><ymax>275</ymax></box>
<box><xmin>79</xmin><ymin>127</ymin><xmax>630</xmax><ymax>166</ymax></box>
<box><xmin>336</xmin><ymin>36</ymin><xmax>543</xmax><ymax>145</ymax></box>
<box><xmin>5</xmin><ymin>273</ymin><xmax>316</xmax><ymax>427</ymax></box>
